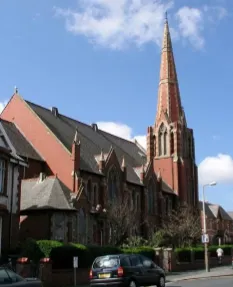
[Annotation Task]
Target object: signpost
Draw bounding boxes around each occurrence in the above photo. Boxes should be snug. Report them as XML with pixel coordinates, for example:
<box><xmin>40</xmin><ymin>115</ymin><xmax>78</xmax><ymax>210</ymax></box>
<box><xmin>73</xmin><ymin>257</ymin><xmax>78</xmax><ymax>287</ymax></box>
<box><xmin>202</xmin><ymin>234</ymin><xmax>209</xmax><ymax>244</ymax></box>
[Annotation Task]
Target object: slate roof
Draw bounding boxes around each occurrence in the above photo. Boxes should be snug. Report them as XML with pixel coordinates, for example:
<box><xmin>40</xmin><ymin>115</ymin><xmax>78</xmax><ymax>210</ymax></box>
<box><xmin>0</xmin><ymin>119</ymin><xmax>43</xmax><ymax>161</ymax></box>
<box><xmin>228</xmin><ymin>212</ymin><xmax>233</xmax><ymax>219</ymax></box>
<box><xmin>21</xmin><ymin>176</ymin><xmax>75</xmax><ymax>211</ymax></box>
<box><xmin>199</xmin><ymin>201</ymin><xmax>233</xmax><ymax>221</ymax></box>
<box><xmin>25</xmin><ymin>100</ymin><xmax>148</xmax><ymax>185</ymax></box>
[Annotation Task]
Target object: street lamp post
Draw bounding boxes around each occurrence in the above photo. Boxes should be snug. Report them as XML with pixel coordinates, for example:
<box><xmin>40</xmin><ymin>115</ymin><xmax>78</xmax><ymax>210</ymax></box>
<box><xmin>202</xmin><ymin>181</ymin><xmax>217</xmax><ymax>273</ymax></box>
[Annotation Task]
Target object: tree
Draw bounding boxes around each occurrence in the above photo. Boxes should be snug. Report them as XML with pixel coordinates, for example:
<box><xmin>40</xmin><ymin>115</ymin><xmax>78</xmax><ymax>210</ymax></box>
<box><xmin>161</xmin><ymin>203</ymin><xmax>201</xmax><ymax>248</ymax></box>
<box><xmin>105</xmin><ymin>192</ymin><xmax>139</xmax><ymax>246</ymax></box>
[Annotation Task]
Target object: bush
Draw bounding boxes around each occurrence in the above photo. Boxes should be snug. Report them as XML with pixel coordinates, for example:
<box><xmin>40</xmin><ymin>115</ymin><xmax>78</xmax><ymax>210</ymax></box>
<box><xmin>20</xmin><ymin>239</ymin><xmax>63</xmax><ymax>263</ymax></box>
<box><xmin>50</xmin><ymin>243</ymin><xmax>90</xmax><ymax>269</ymax></box>
<box><xmin>121</xmin><ymin>247</ymin><xmax>155</xmax><ymax>261</ymax></box>
<box><xmin>175</xmin><ymin>248</ymin><xmax>191</xmax><ymax>262</ymax></box>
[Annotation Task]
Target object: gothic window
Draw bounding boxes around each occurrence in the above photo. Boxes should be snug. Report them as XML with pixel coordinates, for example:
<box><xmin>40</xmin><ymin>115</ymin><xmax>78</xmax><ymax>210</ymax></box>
<box><xmin>78</xmin><ymin>208</ymin><xmax>86</xmax><ymax>244</ymax></box>
<box><xmin>153</xmin><ymin>135</ymin><xmax>156</xmax><ymax>157</ymax></box>
<box><xmin>170</xmin><ymin>132</ymin><xmax>174</xmax><ymax>155</ymax></box>
<box><xmin>93</xmin><ymin>185</ymin><xmax>98</xmax><ymax>206</ymax></box>
<box><xmin>158</xmin><ymin>130</ymin><xmax>163</xmax><ymax>156</ymax></box>
<box><xmin>148</xmin><ymin>180</ymin><xmax>154</xmax><ymax>215</ymax></box>
<box><xmin>87</xmin><ymin>179</ymin><xmax>92</xmax><ymax>203</ymax></box>
<box><xmin>108</xmin><ymin>167</ymin><xmax>118</xmax><ymax>202</ymax></box>
<box><xmin>158</xmin><ymin>123</ymin><xmax>168</xmax><ymax>156</ymax></box>
<box><xmin>164</xmin><ymin>131</ymin><xmax>167</xmax><ymax>155</ymax></box>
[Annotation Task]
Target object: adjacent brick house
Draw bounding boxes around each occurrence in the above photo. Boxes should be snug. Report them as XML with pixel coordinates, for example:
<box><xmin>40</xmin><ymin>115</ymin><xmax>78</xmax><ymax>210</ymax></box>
<box><xmin>0</xmin><ymin>19</ymin><xmax>199</xmax><ymax>244</ymax></box>
<box><xmin>199</xmin><ymin>201</ymin><xmax>233</xmax><ymax>244</ymax></box>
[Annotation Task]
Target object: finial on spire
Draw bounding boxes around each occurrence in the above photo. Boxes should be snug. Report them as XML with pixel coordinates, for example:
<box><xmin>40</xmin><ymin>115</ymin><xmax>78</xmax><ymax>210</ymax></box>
<box><xmin>165</xmin><ymin>11</ymin><xmax>168</xmax><ymax>22</ymax></box>
<box><xmin>14</xmin><ymin>86</ymin><xmax>18</xmax><ymax>94</ymax></box>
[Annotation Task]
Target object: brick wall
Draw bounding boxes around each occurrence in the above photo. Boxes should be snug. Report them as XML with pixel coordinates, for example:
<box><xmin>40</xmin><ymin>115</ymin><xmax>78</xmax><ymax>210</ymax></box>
<box><xmin>1</xmin><ymin>95</ymin><xmax>75</xmax><ymax>191</ymax></box>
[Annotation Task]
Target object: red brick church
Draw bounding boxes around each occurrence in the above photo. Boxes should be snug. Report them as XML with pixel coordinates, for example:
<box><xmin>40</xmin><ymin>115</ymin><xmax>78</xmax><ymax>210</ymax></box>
<box><xmin>0</xmin><ymin>19</ymin><xmax>198</xmax><ymax>245</ymax></box>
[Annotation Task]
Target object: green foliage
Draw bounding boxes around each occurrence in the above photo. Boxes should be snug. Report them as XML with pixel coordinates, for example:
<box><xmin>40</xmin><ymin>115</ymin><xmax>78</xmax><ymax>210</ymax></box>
<box><xmin>37</xmin><ymin>240</ymin><xmax>63</xmax><ymax>258</ymax></box>
<box><xmin>122</xmin><ymin>236</ymin><xmax>148</xmax><ymax>248</ymax></box>
<box><xmin>148</xmin><ymin>230</ymin><xmax>170</xmax><ymax>248</ymax></box>
<box><xmin>121</xmin><ymin>247</ymin><xmax>155</xmax><ymax>261</ymax></box>
<box><xmin>20</xmin><ymin>239</ymin><xmax>157</xmax><ymax>268</ymax></box>
<box><xmin>175</xmin><ymin>245</ymin><xmax>233</xmax><ymax>262</ymax></box>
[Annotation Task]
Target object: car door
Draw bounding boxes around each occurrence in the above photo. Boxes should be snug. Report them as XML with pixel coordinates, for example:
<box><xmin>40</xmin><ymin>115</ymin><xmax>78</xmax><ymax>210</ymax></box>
<box><xmin>139</xmin><ymin>255</ymin><xmax>160</xmax><ymax>285</ymax></box>
<box><xmin>129</xmin><ymin>255</ymin><xmax>150</xmax><ymax>286</ymax></box>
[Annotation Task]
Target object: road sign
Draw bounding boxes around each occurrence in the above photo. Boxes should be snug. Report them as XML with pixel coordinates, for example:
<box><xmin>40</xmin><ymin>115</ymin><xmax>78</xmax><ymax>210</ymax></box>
<box><xmin>73</xmin><ymin>256</ymin><xmax>78</xmax><ymax>268</ymax></box>
<box><xmin>202</xmin><ymin>234</ymin><xmax>209</xmax><ymax>244</ymax></box>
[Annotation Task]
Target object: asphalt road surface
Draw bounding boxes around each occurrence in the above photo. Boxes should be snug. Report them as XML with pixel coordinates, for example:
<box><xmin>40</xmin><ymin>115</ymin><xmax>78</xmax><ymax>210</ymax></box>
<box><xmin>166</xmin><ymin>276</ymin><xmax>233</xmax><ymax>287</ymax></box>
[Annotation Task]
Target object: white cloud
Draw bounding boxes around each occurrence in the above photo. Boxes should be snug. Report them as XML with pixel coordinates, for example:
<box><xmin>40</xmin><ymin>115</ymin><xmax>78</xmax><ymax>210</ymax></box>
<box><xmin>54</xmin><ymin>0</ymin><xmax>173</xmax><ymax>49</ymax></box>
<box><xmin>175</xmin><ymin>7</ymin><xmax>204</xmax><ymax>49</ymax></box>
<box><xmin>54</xmin><ymin>1</ymin><xmax>226</xmax><ymax>50</ymax></box>
<box><xmin>176</xmin><ymin>5</ymin><xmax>227</xmax><ymax>49</ymax></box>
<box><xmin>198</xmin><ymin>154</ymin><xmax>233</xmax><ymax>185</ymax></box>
<box><xmin>97</xmin><ymin>121</ymin><xmax>146</xmax><ymax>149</ymax></box>
<box><xmin>0</xmin><ymin>100</ymin><xmax>8</xmax><ymax>113</ymax></box>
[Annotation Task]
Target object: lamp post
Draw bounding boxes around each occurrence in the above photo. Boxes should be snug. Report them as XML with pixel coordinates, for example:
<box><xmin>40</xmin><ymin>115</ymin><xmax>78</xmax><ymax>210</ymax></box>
<box><xmin>202</xmin><ymin>181</ymin><xmax>217</xmax><ymax>272</ymax></box>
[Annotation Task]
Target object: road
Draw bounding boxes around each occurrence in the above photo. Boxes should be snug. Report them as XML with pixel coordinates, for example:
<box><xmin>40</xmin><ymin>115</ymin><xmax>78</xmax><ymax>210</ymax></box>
<box><xmin>166</xmin><ymin>276</ymin><xmax>233</xmax><ymax>287</ymax></box>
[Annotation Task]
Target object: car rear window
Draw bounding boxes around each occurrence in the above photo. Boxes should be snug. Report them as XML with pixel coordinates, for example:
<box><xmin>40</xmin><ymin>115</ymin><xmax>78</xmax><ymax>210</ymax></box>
<box><xmin>93</xmin><ymin>256</ymin><xmax>120</xmax><ymax>269</ymax></box>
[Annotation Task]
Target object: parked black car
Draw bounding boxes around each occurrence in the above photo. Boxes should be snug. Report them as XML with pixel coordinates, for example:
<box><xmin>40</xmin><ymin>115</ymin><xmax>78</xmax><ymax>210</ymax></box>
<box><xmin>0</xmin><ymin>267</ymin><xmax>42</xmax><ymax>287</ymax></box>
<box><xmin>89</xmin><ymin>254</ymin><xmax>165</xmax><ymax>287</ymax></box>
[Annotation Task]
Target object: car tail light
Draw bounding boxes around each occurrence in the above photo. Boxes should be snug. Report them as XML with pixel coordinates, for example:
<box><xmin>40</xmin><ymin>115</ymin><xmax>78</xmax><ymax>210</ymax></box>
<box><xmin>89</xmin><ymin>270</ymin><xmax>93</xmax><ymax>279</ymax></box>
<box><xmin>117</xmin><ymin>266</ymin><xmax>123</xmax><ymax>277</ymax></box>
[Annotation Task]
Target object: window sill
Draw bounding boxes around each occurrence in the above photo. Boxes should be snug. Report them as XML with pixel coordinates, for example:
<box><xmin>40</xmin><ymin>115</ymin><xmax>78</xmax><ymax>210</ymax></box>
<box><xmin>0</xmin><ymin>193</ymin><xmax>8</xmax><ymax>198</ymax></box>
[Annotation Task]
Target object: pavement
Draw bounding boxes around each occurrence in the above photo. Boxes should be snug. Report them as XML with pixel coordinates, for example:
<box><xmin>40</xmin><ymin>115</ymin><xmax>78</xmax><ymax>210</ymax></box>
<box><xmin>166</xmin><ymin>277</ymin><xmax>233</xmax><ymax>286</ymax></box>
<box><xmin>166</xmin><ymin>265</ymin><xmax>233</xmax><ymax>283</ymax></box>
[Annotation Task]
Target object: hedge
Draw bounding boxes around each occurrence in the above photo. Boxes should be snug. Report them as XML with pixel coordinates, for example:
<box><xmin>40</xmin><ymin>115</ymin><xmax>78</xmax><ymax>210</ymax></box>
<box><xmin>20</xmin><ymin>239</ymin><xmax>155</xmax><ymax>269</ymax></box>
<box><xmin>175</xmin><ymin>245</ymin><xmax>233</xmax><ymax>262</ymax></box>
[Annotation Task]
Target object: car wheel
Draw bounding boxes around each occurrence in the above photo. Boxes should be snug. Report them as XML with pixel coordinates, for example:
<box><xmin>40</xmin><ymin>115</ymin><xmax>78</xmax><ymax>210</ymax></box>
<box><xmin>128</xmin><ymin>280</ymin><xmax>137</xmax><ymax>287</ymax></box>
<box><xmin>157</xmin><ymin>276</ymin><xmax>165</xmax><ymax>287</ymax></box>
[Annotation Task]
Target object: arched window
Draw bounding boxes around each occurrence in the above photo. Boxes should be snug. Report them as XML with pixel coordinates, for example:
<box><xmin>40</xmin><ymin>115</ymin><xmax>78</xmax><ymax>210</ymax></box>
<box><xmin>87</xmin><ymin>179</ymin><xmax>92</xmax><ymax>203</ymax></box>
<box><xmin>153</xmin><ymin>135</ymin><xmax>157</xmax><ymax>157</ymax></box>
<box><xmin>164</xmin><ymin>131</ymin><xmax>167</xmax><ymax>155</ymax></box>
<box><xmin>170</xmin><ymin>132</ymin><xmax>174</xmax><ymax>155</ymax></box>
<box><xmin>148</xmin><ymin>180</ymin><xmax>154</xmax><ymax>215</ymax></box>
<box><xmin>158</xmin><ymin>123</ymin><xmax>167</xmax><ymax>156</ymax></box>
<box><xmin>93</xmin><ymin>185</ymin><xmax>98</xmax><ymax>206</ymax></box>
<box><xmin>108</xmin><ymin>167</ymin><xmax>118</xmax><ymax>202</ymax></box>
<box><xmin>158</xmin><ymin>132</ymin><xmax>163</xmax><ymax>156</ymax></box>
<box><xmin>78</xmin><ymin>208</ymin><xmax>86</xmax><ymax>243</ymax></box>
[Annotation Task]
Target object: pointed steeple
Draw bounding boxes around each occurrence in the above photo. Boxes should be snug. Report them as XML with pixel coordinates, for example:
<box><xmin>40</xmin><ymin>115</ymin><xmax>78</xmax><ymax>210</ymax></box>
<box><xmin>155</xmin><ymin>16</ymin><xmax>183</xmax><ymax>125</ymax></box>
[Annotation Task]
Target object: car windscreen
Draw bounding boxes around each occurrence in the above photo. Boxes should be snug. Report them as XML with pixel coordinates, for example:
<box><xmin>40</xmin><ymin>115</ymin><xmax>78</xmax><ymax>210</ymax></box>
<box><xmin>93</xmin><ymin>256</ymin><xmax>120</xmax><ymax>269</ymax></box>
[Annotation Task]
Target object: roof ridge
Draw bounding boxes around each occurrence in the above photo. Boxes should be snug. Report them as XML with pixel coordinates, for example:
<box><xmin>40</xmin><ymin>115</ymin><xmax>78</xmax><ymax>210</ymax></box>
<box><xmin>25</xmin><ymin>99</ymin><xmax>145</xmax><ymax>149</ymax></box>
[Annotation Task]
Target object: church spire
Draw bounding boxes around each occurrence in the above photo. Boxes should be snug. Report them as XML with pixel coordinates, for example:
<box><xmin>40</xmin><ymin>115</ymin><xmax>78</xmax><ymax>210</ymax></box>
<box><xmin>155</xmin><ymin>16</ymin><xmax>182</xmax><ymax>125</ymax></box>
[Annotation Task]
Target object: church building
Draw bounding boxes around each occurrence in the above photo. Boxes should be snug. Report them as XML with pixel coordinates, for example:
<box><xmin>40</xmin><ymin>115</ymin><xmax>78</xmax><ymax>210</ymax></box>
<box><xmin>0</xmin><ymin>18</ymin><xmax>198</xmax><ymax>245</ymax></box>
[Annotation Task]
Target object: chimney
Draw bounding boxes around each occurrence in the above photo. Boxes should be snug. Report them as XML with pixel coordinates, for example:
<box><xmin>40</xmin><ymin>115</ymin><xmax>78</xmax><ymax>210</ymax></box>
<box><xmin>72</xmin><ymin>129</ymin><xmax>81</xmax><ymax>172</ymax></box>
<box><xmin>39</xmin><ymin>172</ymin><xmax>46</xmax><ymax>182</ymax></box>
<box><xmin>51</xmin><ymin>107</ymin><xmax>58</xmax><ymax>117</ymax></box>
<box><xmin>121</xmin><ymin>156</ymin><xmax>127</xmax><ymax>181</ymax></box>
<box><xmin>91</xmin><ymin>123</ymin><xmax>98</xmax><ymax>132</ymax></box>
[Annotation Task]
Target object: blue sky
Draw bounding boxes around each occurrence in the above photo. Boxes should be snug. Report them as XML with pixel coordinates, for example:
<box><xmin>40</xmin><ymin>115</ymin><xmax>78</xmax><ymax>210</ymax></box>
<box><xmin>0</xmin><ymin>0</ymin><xmax>232</xmax><ymax>210</ymax></box>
